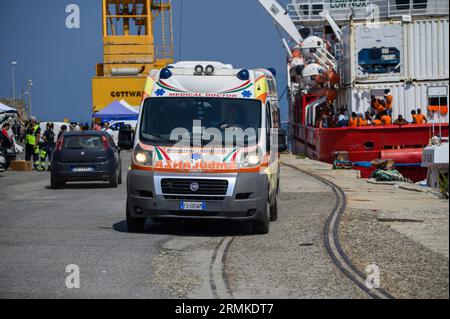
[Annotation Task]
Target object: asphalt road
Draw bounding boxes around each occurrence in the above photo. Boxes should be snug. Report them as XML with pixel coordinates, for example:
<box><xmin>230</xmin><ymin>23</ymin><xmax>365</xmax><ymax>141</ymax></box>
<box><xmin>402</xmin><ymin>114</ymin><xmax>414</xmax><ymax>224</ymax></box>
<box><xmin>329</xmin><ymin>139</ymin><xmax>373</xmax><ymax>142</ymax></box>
<box><xmin>0</xmin><ymin>153</ymin><xmax>366</xmax><ymax>298</ymax></box>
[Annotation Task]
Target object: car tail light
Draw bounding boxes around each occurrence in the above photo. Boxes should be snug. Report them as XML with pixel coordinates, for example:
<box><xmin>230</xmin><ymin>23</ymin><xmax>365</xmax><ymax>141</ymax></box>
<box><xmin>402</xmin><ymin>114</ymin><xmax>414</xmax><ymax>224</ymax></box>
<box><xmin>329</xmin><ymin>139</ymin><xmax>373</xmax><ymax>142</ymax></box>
<box><xmin>56</xmin><ymin>137</ymin><xmax>64</xmax><ymax>151</ymax></box>
<box><xmin>101</xmin><ymin>136</ymin><xmax>109</xmax><ymax>150</ymax></box>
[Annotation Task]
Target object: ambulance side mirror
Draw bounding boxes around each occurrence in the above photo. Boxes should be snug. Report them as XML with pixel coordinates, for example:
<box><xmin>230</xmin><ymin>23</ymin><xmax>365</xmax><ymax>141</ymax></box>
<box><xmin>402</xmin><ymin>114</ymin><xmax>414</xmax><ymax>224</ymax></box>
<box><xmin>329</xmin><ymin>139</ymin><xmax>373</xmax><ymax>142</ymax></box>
<box><xmin>118</xmin><ymin>127</ymin><xmax>133</xmax><ymax>150</ymax></box>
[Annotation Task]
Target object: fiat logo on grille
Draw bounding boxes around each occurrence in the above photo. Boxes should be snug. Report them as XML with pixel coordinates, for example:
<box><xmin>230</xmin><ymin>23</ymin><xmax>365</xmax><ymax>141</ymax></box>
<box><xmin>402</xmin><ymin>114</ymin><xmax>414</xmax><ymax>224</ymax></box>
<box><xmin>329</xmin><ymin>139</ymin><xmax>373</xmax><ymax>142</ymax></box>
<box><xmin>190</xmin><ymin>182</ymin><xmax>199</xmax><ymax>192</ymax></box>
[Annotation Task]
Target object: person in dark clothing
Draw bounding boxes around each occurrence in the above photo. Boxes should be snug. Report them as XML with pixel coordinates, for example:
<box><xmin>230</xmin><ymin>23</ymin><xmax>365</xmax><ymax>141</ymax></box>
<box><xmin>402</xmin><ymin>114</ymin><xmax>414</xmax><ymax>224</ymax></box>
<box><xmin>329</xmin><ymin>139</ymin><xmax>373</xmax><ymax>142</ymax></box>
<box><xmin>57</xmin><ymin>125</ymin><xmax>68</xmax><ymax>141</ymax></box>
<box><xmin>12</xmin><ymin>122</ymin><xmax>21</xmax><ymax>140</ymax></box>
<box><xmin>393</xmin><ymin>114</ymin><xmax>408</xmax><ymax>125</ymax></box>
<box><xmin>42</xmin><ymin>123</ymin><xmax>56</xmax><ymax>169</ymax></box>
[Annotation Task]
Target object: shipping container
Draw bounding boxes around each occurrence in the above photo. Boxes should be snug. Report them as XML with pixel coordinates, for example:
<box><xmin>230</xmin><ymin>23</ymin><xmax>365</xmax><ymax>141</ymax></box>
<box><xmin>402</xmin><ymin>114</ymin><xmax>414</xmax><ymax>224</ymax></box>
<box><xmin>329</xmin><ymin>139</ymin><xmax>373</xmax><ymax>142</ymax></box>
<box><xmin>404</xmin><ymin>18</ymin><xmax>449</xmax><ymax>80</ymax></box>
<box><xmin>340</xmin><ymin>80</ymin><xmax>449</xmax><ymax>123</ymax></box>
<box><xmin>342</xmin><ymin>17</ymin><xmax>449</xmax><ymax>84</ymax></box>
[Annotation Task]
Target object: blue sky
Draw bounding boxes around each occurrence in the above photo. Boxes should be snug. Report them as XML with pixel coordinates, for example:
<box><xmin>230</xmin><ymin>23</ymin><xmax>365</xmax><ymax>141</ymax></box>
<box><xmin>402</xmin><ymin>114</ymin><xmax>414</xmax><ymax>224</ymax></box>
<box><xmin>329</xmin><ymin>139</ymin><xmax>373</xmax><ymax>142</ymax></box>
<box><xmin>0</xmin><ymin>0</ymin><xmax>290</xmax><ymax>123</ymax></box>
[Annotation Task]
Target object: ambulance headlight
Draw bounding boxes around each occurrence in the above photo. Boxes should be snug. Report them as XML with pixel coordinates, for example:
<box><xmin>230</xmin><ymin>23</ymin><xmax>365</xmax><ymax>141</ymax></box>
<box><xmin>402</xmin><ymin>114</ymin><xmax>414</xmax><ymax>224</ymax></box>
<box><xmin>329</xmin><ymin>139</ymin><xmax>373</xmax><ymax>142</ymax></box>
<box><xmin>247</xmin><ymin>154</ymin><xmax>260</xmax><ymax>166</ymax></box>
<box><xmin>194</xmin><ymin>65</ymin><xmax>204</xmax><ymax>75</ymax></box>
<box><xmin>205</xmin><ymin>65</ymin><xmax>215</xmax><ymax>75</ymax></box>
<box><xmin>133</xmin><ymin>145</ymin><xmax>153</xmax><ymax>167</ymax></box>
<box><xmin>135</xmin><ymin>152</ymin><xmax>148</xmax><ymax>163</ymax></box>
<box><xmin>239</xmin><ymin>148</ymin><xmax>263</xmax><ymax>168</ymax></box>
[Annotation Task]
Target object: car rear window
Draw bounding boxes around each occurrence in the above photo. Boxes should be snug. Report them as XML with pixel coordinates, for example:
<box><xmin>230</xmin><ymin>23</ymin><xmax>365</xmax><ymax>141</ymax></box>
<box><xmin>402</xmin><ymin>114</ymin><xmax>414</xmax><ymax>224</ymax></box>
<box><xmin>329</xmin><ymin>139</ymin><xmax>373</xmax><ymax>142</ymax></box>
<box><xmin>63</xmin><ymin>135</ymin><xmax>105</xmax><ymax>149</ymax></box>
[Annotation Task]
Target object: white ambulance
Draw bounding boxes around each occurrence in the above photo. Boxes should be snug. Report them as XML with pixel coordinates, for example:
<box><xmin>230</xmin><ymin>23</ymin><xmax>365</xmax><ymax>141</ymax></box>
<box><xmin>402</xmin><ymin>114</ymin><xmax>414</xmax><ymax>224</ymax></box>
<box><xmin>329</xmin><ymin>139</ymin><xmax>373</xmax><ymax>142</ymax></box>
<box><xmin>119</xmin><ymin>61</ymin><xmax>284</xmax><ymax>234</ymax></box>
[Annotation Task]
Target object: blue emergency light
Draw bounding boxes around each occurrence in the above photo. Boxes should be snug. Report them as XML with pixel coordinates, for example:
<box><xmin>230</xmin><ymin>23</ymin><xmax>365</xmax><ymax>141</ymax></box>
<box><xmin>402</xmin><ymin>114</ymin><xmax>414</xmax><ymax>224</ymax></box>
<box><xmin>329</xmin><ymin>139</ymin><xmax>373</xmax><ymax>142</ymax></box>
<box><xmin>160</xmin><ymin>68</ymin><xmax>173</xmax><ymax>79</ymax></box>
<box><xmin>267</xmin><ymin>67</ymin><xmax>277</xmax><ymax>77</ymax></box>
<box><xmin>237</xmin><ymin>69</ymin><xmax>250</xmax><ymax>81</ymax></box>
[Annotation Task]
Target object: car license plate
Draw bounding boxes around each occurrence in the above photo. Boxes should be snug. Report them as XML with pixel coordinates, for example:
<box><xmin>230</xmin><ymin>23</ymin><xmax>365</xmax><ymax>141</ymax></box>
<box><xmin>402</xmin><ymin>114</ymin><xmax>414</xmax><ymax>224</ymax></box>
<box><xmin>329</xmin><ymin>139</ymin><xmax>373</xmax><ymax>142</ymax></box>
<box><xmin>180</xmin><ymin>201</ymin><xmax>206</xmax><ymax>211</ymax></box>
<box><xmin>71</xmin><ymin>167</ymin><xmax>94</xmax><ymax>172</ymax></box>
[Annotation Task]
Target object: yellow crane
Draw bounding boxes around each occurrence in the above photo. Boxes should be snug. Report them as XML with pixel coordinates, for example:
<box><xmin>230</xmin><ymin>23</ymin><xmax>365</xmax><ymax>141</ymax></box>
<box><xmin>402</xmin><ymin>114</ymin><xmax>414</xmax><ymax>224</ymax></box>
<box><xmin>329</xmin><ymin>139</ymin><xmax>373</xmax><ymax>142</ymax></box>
<box><xmin>92</xmin><ymin>0</ymin><xmax>174</xmax><ymax>113</ymax></box>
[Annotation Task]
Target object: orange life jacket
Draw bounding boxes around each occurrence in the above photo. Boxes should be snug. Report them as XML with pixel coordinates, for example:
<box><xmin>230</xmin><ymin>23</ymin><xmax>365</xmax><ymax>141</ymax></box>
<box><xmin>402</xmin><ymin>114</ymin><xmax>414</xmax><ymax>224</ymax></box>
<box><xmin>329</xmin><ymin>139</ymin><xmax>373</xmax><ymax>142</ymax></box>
<box><xmin>358</xmin><ymin>118</ymin><xmax>367</xmax><ymax>126</ymax></box>
<box><xmin>349</xmin><ymin>117</ymin><xmax>358</xmax><ymax>127</ymax></box>
<box><xmin>419</xmin><ymin>114</ymin><xmax>426</xmax><ymax>123</ymax></box>
<box><xmin>373</xmin><ymin>119</ymin><xmax>382</xmax><ymax>126</ymax></box>
<box><xmin>381</xmin><ymin>115</ymin><xmax>392</xmax><ymax>125</ymax></box>
<box><xmin>385</xmin><ymin>95</ymin><xmax>393</xmax><ymax>110</ymax></box>
<box><xmin>414</xmin><ymin>114</ymin><xmax>426</xmax><ymax>124</ymax></box>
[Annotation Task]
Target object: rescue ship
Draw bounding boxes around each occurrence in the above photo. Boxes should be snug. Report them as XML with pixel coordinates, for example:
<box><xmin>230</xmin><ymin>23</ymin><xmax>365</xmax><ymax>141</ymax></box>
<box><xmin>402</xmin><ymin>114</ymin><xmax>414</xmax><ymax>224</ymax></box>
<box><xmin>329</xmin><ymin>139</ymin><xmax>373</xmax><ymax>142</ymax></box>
<box><xmin>258</xmin><ymin>0</ymin><xmax>449</xmax><ymax>181</ymax></box>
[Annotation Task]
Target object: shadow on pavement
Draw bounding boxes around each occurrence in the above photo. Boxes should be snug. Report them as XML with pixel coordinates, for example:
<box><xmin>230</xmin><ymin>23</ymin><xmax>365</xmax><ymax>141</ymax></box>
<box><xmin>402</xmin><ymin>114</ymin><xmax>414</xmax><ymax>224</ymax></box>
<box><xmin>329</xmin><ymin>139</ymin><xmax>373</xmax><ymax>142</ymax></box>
<box><xmin>113</xmin><ymin>219</ymin><xmax>252</xmax><ymax>237</ymax></box>
<box><xmin>45</xmin><ymin>182</ymin><xmax>114</xmax><ymax>190</ymax></box>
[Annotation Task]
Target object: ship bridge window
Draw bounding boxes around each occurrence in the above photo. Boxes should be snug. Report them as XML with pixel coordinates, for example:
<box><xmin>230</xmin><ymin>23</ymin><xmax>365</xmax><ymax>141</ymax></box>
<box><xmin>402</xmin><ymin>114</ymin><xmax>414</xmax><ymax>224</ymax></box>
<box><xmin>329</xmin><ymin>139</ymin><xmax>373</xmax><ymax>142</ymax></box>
<box><xmin>413</xmin><ymin>0</ymin><xmax>428</xmax><ymax>9</ymax></box>
<box><xmin>299</xmin><ymin>4</ymin><xmax>309</xmax><ymax>16</ymax></box>
<box><xmin>312</xmin><ymin>4</ymin><xmax>324</xmax><ymax>15</ymax></box>
<box><xmin>395</xmin><ymin>0</ymin><xmax>428</xmax><ymax>10</ymax></box>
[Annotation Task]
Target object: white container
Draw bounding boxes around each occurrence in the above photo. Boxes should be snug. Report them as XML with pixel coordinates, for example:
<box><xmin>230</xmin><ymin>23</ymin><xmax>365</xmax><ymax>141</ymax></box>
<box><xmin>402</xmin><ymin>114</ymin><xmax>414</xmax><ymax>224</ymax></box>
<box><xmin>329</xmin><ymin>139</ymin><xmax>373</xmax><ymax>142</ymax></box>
<box><xmin>404</xmin><ymin>18</ymin><xmax>449</xmax><ymax>81</ymax></box>
<box><xmin>342</xmin><ymin>17</ymin><xmax>449</xmax><ymax>84</ymax></box>
<box><xmin>339</xmin><ymin>80</ymin><xmax>449</xmax><ymax>123</ymax></box>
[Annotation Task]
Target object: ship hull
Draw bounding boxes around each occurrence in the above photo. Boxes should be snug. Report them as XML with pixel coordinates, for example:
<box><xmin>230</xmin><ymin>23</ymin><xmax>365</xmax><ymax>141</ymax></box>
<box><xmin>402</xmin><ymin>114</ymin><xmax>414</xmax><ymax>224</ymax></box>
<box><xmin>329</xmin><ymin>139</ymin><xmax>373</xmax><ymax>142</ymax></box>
<box><xmin>291</xmin><ymin>124</ymin><xmax>449</xmax><ymax>182</ymax></box>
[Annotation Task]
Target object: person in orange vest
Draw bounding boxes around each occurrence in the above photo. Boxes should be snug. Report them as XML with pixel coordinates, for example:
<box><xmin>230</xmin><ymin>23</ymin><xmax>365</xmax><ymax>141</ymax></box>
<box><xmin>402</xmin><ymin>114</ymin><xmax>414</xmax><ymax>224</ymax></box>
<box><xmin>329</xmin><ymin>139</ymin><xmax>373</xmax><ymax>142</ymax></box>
<box><xmin>416</xmin><ymin>108</ymin><xmax>427</xmax><ymax>124</ymax></box>
<box><xmin>384</xmin><ymin>89</ymin><xmax>393</xmax><ymax>117</ymax></box>
<box><xmin>380</xmin><ymin>110</ymin><xmax>392</xmax><ymax>125</ymax></box>
<box><xmin>371</xmin><ymin>95</ymin><xmax>385</xmax><ymax>114</ymax></box>
<box><xmin>411</xmin><ymin>110</ymin><xmax>418</xmax><ymax>123</ymax></box>
<box><xmin>372</xmin><ymin>114</ymin><xmax>383</xmax><ymax>126</ymax></box>
<box><xmin>349</xmin><ymin>112</ymin><xmax>358</xmax><ymax>127</ymax></box>
<box><xmin>357</xmin><ymin>113</ymin><xmax>367</xmax><ymax>126</ymax></box>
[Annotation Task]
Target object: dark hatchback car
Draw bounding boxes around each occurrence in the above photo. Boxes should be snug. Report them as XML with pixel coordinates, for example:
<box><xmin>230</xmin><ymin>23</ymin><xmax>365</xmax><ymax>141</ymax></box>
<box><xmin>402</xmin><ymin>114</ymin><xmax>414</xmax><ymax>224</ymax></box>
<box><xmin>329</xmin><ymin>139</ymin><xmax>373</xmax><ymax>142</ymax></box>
<box><xmin>50</xmin><ymin>131</ymin><xmax>122</xmax><ymax>189</ymax></box>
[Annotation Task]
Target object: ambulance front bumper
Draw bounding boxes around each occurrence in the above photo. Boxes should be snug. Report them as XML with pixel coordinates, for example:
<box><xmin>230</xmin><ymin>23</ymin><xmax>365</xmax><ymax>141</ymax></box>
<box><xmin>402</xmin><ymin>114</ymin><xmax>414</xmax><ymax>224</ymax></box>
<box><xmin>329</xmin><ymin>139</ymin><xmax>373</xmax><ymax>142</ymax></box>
<box><xmin>127</xmin><ymin>169</ymin><xmax>268</xmax><ymax>220</ymax></box>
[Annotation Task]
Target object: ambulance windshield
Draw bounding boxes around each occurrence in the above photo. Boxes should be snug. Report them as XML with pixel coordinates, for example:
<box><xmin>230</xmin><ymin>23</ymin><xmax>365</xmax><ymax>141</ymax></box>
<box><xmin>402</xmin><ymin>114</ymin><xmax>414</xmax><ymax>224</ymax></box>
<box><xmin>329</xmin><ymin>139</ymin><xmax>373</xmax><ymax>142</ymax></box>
<box><xmin>140</xmin><ymin>97</ymin><xmax>262</xmax><ymax>147</ymax></box>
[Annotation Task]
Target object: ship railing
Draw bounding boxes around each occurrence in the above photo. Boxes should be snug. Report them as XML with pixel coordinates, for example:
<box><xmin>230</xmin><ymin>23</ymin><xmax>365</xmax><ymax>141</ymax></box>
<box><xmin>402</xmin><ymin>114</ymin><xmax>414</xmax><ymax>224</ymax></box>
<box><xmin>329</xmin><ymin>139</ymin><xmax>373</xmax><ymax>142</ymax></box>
<box><xmin>288</xmin><ymin>0</ymin><xmax>449</xmax><ymax>23</ymax></box>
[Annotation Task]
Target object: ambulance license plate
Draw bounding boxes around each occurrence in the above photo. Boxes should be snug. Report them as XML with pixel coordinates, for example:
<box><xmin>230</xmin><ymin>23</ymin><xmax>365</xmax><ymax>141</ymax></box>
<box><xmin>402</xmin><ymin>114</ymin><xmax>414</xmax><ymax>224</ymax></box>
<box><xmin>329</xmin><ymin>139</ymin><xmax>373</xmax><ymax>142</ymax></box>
<box><xmin>180</xmin><ymin>201</ymin><xmax>206</xmax><ymax>211</ymax></box>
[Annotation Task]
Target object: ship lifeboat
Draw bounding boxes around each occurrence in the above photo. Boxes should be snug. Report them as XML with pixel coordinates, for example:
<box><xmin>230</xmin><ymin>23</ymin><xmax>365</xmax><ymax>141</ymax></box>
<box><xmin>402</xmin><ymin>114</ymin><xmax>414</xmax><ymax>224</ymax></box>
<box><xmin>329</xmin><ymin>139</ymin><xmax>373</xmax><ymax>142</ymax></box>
<box><xmin>300</xmin><ymin>36</ymin><xmax>325</xmax><ymax>59</ymax></box>
<box><xmin>301</xmin><ymin>63</ymin><xmax>325</xmax><ymax>86</ymax></box>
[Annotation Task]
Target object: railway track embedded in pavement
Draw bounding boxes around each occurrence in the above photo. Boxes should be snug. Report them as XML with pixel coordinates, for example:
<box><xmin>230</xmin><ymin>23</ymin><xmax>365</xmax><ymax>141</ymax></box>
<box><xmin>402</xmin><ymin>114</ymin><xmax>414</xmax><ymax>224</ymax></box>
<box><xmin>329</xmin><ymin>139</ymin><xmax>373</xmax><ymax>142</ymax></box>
<box><xmin>282</xmin><ymin>162</ymin><xmax>395</xmax><ymax>299</ymax></box>
<box><xmin>209</xmin><ymin>236</ymin><xmax>235</xmax><ymax>299</ymax></box>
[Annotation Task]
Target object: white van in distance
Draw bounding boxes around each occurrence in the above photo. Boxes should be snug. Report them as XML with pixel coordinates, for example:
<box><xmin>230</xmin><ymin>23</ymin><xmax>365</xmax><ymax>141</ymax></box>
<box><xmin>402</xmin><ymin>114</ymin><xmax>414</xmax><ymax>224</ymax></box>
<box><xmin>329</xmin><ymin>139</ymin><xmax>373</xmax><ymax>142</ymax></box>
<box><xmin>119</xmin><ymin>61</ymin><xmax>285</xmax><ymax>234</ymax></box>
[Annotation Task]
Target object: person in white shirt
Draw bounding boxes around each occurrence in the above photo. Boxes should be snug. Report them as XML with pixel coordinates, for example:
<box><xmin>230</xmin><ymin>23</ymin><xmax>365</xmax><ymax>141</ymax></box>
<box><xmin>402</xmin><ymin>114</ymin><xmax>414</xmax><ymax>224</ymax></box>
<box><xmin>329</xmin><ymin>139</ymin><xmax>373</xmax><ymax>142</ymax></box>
<box><xmin>102</xmin><ymin>122</ymin><xmax>113</xmax><ymax>136</ymax></box>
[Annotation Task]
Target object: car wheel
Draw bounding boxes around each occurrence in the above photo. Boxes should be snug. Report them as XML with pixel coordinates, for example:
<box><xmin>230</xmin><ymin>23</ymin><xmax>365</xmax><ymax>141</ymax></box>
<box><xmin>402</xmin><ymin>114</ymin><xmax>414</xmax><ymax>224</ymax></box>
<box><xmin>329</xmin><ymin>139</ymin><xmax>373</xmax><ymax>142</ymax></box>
<box><xmin>270</xmin><ymin>194</ymin><xmax>278</xmax><ymax>222</ymax></box>
<box><xmin>118</xmin><ymin>165</ymin><xmax>123</xmax><ymax>185</ymax></box>
<box><xmin>252</xmin><ymin>201</ymin><xmax>270</xmax><ymax>235</ymax></box>
<box><xmin>109</xmin><ymin>170</ymin><xmax>118</xmax><ymax>188</ymax></box>
<box><xmin>51</xmin><ymin>175</ymin><xmax>64</xmax><ymax>189</ymax></box>
<box><xmin>126</xmin><ymin>201</ymin><xmax>146</xmax><ymax>233</ymax></box>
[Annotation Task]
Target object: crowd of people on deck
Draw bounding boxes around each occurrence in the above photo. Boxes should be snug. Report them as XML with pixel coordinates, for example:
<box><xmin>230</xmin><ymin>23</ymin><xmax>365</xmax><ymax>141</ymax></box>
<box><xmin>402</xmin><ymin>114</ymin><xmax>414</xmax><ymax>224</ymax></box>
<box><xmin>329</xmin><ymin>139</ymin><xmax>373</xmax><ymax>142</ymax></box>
<box><xmin>318</xmin><ymin>89</ymin><xmax>428</xmax><ymax>128</ymax></box>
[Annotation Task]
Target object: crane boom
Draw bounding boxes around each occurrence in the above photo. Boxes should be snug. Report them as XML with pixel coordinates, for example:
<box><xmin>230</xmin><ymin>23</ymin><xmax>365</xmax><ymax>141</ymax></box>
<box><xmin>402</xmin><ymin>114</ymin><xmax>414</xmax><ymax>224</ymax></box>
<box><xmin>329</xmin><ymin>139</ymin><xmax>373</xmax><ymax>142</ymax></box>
<box><xmin>319</xmin><ymin>11</ymin><xmax>342</xmax><ymax>42</ymax></box>
<box><xmin>257</xmin><ymin>0</ymin><xmax>303</xmax><ymax>44</ymax></box>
